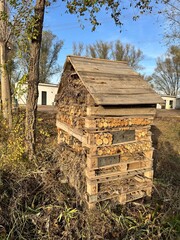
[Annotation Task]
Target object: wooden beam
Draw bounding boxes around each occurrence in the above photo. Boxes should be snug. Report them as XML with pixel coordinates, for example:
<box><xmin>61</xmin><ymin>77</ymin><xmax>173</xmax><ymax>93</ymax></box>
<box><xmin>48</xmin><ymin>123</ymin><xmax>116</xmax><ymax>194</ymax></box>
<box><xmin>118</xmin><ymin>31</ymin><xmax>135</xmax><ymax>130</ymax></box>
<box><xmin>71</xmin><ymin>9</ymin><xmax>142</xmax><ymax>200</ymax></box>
<box><xmin>86</xmin><ymin>168</ymin><xmax>153</xmax><ymax>183</ymax></box>
<box><xmin>91</xmin><ymin>93</ymin><xmax>163</xmax><ymax>105</ymax></box>
<box><xmin>87</xmin><ymin>106</ymin><xmax>156</xmax><ymax>116</ymax></box>
<box><xmin>56</xmin><ymin>120</ymin><xmax>87</xmax><ymax>143</ymax></box>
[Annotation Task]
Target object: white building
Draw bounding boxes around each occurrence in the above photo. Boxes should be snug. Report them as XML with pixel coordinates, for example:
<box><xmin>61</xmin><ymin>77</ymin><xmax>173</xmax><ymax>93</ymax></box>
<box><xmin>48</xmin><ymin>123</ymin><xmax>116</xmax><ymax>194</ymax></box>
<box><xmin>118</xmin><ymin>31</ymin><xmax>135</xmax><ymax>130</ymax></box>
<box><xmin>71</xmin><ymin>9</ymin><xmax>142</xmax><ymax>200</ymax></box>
<box><xmin>15</xmin><ymin>82</ymin><xmax>58</xmax><ymax>106</ymax></box>
<box><xmin>157</xmin><ymin>95</ymin><xmax>180</xmax><ymax>109</ymax></box>
<box><xmin>176</xmin><ymin>98</ymin><xmax>180</xmax><ymax>109</ymax></box>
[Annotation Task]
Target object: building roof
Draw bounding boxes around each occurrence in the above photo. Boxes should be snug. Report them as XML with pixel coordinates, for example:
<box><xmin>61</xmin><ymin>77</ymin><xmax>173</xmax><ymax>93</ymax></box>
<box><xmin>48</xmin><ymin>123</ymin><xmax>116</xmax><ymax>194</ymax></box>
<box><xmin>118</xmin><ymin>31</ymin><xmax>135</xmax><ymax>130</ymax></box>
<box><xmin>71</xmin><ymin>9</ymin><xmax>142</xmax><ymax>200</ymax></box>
<box><xmin>62</xmin><ymin>55</ymin><xmax>164</xmax><ymax>105</ymax></box>
<box><xmin>38</xmin><ymin>83</ymin><xmax>58</xmax><ymax>87</ymax></box>
<box><xmin>161</xmin><ymin>95</ymin><xmax>177</xmax><ymax>99</ymax></box>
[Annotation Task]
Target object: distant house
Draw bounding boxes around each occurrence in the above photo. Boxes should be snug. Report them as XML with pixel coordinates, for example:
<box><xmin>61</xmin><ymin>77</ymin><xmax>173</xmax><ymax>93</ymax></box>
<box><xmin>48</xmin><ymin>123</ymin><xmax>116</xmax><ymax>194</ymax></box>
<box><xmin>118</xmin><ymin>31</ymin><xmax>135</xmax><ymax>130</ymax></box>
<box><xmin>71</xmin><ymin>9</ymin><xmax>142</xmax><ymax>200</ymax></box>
<box><xmin>15</xmin><ymin>82</ymin><xmax>58</xmax><ymax>106</ymax></box>
<box><xmin>176</xmin><ymin>98</ymin><xmax>180</xmax><ymax>109</ymax></box>
<box><xmin>157</xmin><ymin>95</ymin><xmax>180</xmax><ymax>109</ymax></box>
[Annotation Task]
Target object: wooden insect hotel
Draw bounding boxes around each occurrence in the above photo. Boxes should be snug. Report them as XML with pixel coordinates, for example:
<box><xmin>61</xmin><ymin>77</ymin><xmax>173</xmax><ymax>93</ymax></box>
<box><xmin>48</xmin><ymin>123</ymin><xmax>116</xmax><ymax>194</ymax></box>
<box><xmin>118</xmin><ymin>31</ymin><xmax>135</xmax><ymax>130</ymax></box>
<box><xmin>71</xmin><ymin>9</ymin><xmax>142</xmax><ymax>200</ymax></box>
<box><xmin>55</xmin><ymin>55</ymin><xmax>163</xmax><ymax>208</ymax></box>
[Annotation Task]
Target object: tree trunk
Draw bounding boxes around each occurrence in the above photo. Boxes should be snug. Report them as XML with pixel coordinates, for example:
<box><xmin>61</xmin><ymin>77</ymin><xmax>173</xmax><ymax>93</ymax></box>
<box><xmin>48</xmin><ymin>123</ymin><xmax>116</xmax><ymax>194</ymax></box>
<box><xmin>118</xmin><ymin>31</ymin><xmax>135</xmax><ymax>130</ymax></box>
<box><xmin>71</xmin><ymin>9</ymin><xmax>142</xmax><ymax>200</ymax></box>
<box><xmin>25</xmin><ymin>0</ymin><xmax>45</xmax><ymax>160</ymax></box>
<box><xmin>0</xmin><ymin>0</ymin><xmax>12</xmax><ymax>128</ymax></box>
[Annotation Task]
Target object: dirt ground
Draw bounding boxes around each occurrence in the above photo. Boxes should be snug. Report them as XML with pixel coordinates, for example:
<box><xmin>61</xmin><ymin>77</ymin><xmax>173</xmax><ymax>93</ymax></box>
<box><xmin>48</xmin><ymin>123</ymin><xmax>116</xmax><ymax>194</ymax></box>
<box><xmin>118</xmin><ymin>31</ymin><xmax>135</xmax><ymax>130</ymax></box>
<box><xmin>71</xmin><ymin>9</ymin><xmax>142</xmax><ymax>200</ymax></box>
<box><xmin>155</xmin><ymin>109</ymin><xmax>180</xmax><ymax>118</ymax></box>
<box><xmin>37</xmin><ymin>105</ymin><xmax>57</xmax><ymax>113</ymax></box>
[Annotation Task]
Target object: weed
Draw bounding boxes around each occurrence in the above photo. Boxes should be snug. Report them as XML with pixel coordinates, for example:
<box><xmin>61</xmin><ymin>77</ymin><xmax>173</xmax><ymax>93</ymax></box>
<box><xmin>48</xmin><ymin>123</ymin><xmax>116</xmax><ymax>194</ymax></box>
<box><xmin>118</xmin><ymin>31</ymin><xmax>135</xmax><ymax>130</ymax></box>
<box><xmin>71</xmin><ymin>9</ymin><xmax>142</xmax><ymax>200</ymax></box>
<box><xmin>0</xmin><ymin>112</ymin><xmax>179</xmax><ymax>239</ymax></box>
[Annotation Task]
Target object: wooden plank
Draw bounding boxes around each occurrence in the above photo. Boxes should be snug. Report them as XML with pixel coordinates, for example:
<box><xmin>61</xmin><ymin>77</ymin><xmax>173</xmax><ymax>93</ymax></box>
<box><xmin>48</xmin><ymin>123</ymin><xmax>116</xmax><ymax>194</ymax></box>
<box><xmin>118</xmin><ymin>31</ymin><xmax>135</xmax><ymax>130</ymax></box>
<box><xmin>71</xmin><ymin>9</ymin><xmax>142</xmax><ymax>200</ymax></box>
<box><xmin>56</xmin><ymin>120</ymin><xmax>87</xmax><ymax>143</ymax></box>
<box><xmin>91</xmin><ymin>92</ymin><xmax>163</xmax><ymax>105</ymax></box>
<box><xmin>70</xmin><ymin>60</ymin><xmax>138</xmax><ymax>73</ymax></box>
<box><xmin>70</xmin><ymin>57</ymin><xmax>131</xmax><ymax>70</ymax></box>
<box><xmin>69</xmin><ymin>55</ymin><xmax>128</xmax><ymax>65</ymax></box>
<box><xmin>87</xmin><ymin>86</ymin><xmax>155</xmax><ymax>94</ymax></box>
<box><xmin>85</xmin><ymin>167</ymin><xmax>153</xmax><ymax>181</ymax></box>
<box><xmin>86</xmin><ymin>150</ymin><xmax>153</xmax><ymax>170</ymax></box>
<box><xmin>87</xmin><ymin>106</ymin><xmax>156</xmax><ymax>116</ymax></box>
<box><xmin>84</xmin><ymin>81</ymin><xmax>149</xmax><ymax>90</ymax></box>
<box><xmin>87</xmin><ymin>147</ymin><xmax>154</xmax><ymax>159</ymax></box>
<box><xmin>85</xmin><ymin>139</ymin><xmax>137</xmax><ymax>149</ymax></box>
<box><xmin>86</xmin><ymin>160</ymin><xmax>152</xmax><ymax>178</ymax></box>
<box><xmin>86</xmin><ymin>168</ymin><xmax>153</xmax><ymax>184</ymax></box>
<box><xmin>87</xmin><ymin>181</ymin><xmax>98</xmax><ymax>195</ymax></box>
<box><xmin>76</xmin><ymin>67</ymin><xmax>136</xmax><ymax>75</ymax></box>
<box><xmin>71</xmin><ymin>60</ymin><xmax>130</xmax><ymax>68</ymax></box>
<box><xmin>79</xmin><ymin>71</ymin><xmax>138</xmax><ymax>79</ymax></box>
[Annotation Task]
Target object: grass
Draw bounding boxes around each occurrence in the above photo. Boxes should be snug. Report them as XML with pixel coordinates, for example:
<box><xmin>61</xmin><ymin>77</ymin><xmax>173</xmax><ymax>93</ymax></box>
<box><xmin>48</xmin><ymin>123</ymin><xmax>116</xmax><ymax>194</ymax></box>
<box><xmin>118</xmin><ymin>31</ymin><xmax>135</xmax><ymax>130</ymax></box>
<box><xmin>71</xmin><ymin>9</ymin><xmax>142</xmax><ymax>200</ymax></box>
<box><xmin>0</xmin><ymin>110</ymin><xmax>179</xmax><ymax>239</ymax></box>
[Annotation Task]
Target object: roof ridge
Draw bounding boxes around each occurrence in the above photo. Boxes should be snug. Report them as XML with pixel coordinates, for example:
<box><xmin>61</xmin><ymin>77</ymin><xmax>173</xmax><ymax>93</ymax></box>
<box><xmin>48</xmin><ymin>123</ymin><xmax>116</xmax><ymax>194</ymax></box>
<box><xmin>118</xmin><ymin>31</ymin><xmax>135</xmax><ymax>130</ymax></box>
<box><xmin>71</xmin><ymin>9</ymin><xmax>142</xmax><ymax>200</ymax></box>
<box><xmin>67</xmin><ymin>55</ymin><xmax>128</xmax><ymax>64</ymax></box>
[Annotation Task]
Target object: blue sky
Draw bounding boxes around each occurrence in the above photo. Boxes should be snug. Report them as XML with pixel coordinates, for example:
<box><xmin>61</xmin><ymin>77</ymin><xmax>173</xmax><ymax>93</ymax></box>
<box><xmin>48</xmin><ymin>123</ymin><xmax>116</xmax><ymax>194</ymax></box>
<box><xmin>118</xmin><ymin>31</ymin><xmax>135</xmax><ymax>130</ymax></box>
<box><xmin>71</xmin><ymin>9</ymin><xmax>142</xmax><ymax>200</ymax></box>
<box><xmin>43</xmin><ymin>1</ymin><xmax>168</xmax><ymax>83</ymax></box>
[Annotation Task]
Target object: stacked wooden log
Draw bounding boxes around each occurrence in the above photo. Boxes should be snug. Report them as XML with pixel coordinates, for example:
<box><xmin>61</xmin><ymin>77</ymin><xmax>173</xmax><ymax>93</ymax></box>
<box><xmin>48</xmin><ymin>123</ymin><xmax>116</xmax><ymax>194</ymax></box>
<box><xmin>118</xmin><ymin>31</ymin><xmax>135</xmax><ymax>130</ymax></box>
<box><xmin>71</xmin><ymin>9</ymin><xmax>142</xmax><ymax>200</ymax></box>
<box><xmin>55</xmin><ymin>66</ymin><xmax>156</xmax><ymax>209</ymax></box>
<box><xmin>84</xmin><ymin>114</ymin><xmax>154</xmax><ymax>208</ymax></box>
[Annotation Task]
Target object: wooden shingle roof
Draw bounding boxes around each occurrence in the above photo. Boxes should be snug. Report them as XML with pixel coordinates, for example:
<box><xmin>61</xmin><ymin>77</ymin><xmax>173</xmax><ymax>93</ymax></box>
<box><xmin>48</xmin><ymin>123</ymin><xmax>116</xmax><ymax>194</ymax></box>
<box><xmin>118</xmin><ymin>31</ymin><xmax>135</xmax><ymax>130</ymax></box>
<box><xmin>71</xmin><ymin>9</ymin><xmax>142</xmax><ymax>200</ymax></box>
<box><xmin>63</xmin><ymin>55</ymin><xmax>163</xmax><ymax>105</ymax></box>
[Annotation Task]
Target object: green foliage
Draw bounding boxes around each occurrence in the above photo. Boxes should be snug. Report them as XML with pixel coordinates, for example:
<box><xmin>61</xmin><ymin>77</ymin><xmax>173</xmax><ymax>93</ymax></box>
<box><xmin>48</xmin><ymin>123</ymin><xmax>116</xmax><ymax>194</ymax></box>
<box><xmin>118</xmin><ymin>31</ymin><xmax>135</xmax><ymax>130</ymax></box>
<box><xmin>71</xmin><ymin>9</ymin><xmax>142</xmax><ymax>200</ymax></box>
<box><xmin>57</xmin><ymin>203</ymin><xmax>78</xmax><ymax>226</ymax></box>
<box><xmin>14</xmin><ymin>30</ymin><xmax>63</xmax><ymax>84</ymax></box>
<box><xmin>13</xmin><ymin>74</ymin><xmax>28</xmax><ymax>99</ymax></box>
<box><xmin>0</xmin><ymin>112</ymin><xmax>26</xmax><ymax>168</ymax></box>
<box><xmin>39</xmin><ymin>31</ymin><xmax>64</xmax><ymax>83</ymax></box>
<box><xmin>0</xmin><ymin>110</ymin><xmax>179</xmax><ymax>240</ymax></box>
<box><xmin>5</xmin><ymin>0</ymin><xmax>33</xmax><ymax>40</ymax></box>
<box><xmin>63</xmin><ymin>0</ymin><xmax>166</xmax><ymax>31</ymax></box>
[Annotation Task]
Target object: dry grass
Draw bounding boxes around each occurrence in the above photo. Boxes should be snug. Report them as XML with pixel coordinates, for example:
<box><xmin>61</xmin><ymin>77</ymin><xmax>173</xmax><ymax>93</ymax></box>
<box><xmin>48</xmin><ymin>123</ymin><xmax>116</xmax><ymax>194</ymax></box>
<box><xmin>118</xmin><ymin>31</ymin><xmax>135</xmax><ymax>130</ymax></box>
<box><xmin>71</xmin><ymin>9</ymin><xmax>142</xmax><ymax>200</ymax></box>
<box><xmin>0</xmin><ymin>110</ymin><xmax>179</xmax><ymax>239</ymax></box>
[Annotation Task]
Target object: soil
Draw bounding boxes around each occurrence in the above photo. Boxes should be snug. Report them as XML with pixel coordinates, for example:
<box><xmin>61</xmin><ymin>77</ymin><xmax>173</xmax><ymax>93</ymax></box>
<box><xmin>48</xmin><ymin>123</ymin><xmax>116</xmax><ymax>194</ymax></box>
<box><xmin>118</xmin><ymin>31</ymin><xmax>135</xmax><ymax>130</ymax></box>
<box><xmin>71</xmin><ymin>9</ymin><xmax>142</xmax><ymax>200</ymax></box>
<box><xmin>156</xmin><ymin>109</ymin><xmax>180</xmax><ymax>118</ymax></box>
